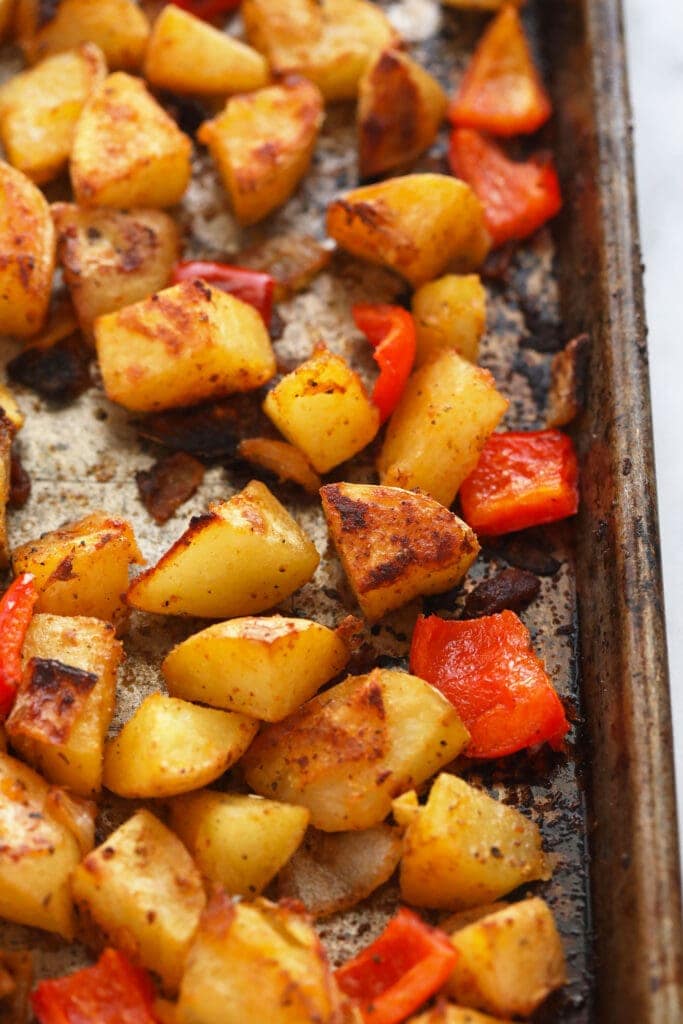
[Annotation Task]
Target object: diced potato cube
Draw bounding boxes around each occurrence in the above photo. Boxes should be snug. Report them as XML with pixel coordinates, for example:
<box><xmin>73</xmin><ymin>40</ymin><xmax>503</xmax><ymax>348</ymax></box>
<box><xmin>103</xmin><ymin>693</ymin><xmax>258</xmax><ymax>799</ymax></box>
<box><xmin>6</xmin><ymin>613</ymin><xmax>122</xmax><ymax>796</ymax></box>
<box><xmin>444</xmin><ymin>898</ymin><xmax>566</xmax><ymax>1018</ymax></box>
<box><xmin>0</xmin><ymin>751</ymin><xmax>81</xmax><ymax>937</ymax></box>
<box><xmin>412</xmin><ymin>274</ymin><xmax>486</xmax><ymax>366</ymax></box>
<box><xmin>127</xmin><ymin>481</ymin><xmax>320</xmax><ymax>618</ymax></box>
<box><xmin>321</xmin><ymin>483</ymin><xmax>480</xmax><ymax>621</ymax></box>
<box><xmin>163</xmin><ymin>615</ymin><xmax>349</xmax><ymax>721</ymax></box>
<box><xmin>198</xmin><ymin>78</ymin><xmax>323</xmax><ymax>226</ymax></box>
<box><xmin>243</xmin><ymin>669</ymin><xmax>470</xmax><ymax>831</ymax></box>
<box><xmin>15</xmin><ymin>0</ymin><xmax>151</xmax><ymax>69</ymax></box>
<box><xmin>52</xmin><ymin>203</ymin><xmax>180</xmax><ymax>335</ymax></box>
<box><xmin>327</xmin><ymin>174</ymin><xmax>490</xmax><ymax>287</ymax></box>
<box><xmin>12</xmin><ymin>511</ymin><xmax>143</xmax><ymax>631</ymax></box>
<box><xmin>71</xmin><ymin>71</ymin><xmax>192</xmax><ymax>208</ymax></box>
<box><xmin>378</xmin><ymin>350</ymin><xmax>508</xmax><ymax>507</ymax></box>
<box><xmin>0</xmin><ymin>160</ymin><xmax>55</xmax><ymax>337</ymax></box>
<box><xmin>263</xmin><ymin>347</ymin><xmax>380</xmax><ymax>473</ymax></box>
<box><xmin>95</xmin><ymin>280</ymin><xmax>276</xmax><ymax>413</ymax></box>
<box><xmin>71</xmin><ymin>809</ymin><xmax>206</xmax><ymax>992</ymax></box>
<box><xmin>395</xmin><ymin>773</ymin><xmax>551</xmax><ymax>910</ymax></box>
<box><xmin>408</xmin><ymin>1006</ymin><xmax>514</xmax><ymax>1024</ymax></box>
<box><xmin>144</xmin><ymin>4</ymin><xmax>269</xmax><ymax>97</ymax></box>
<box><xmin>169</xmin><ymin>791</ymin><xmax>309</xmax><ymax>897</ymax></box>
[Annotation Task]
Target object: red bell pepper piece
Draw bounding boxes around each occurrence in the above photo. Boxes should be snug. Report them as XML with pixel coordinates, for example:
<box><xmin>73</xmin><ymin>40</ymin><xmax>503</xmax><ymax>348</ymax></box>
<box><xmin>448</xmin><ymin>4</ymin><xmax>551</xmax><ymax>136</ymax></box>
<box><xmin>335</xmin><ymin>907</ymin><xmax>457</xmax><ymax>1024</ymax></box>
<box><xmin>0</xmin><ymin>573</ymin><xmax>37</xmax><ymax>719</ymax></box>
<box><xmin>352</xmin><ymin>304</ymin><xmax>416</xmax><ymax>423</ymax></box>
<box><xmin>31</xmin><ymin>948</ymin><xmax>158</xmax><ymax>1024</ymax></box>
<box><xmin>410</xmin><ymin>611</ymin><xmax>569</xmax><ymax>759</ymax></box>
<box><xmin>171</xmin><ymin>260</ymin><xmax>275</xmax><ymax>326</ymax></box>
<box><xmin>459</xmin><ymin>429</ymin><xmax>579</xmax><ymax>536</ymax></box>
<box><xmin>449</xmin><ymin>128</ymin><xmax>562</xmax><ymax>248</ymax></box>
<box><xmin>174</xmin><ymin>0</ymin><xmax>242</xmax><ymax>20</ymax></box>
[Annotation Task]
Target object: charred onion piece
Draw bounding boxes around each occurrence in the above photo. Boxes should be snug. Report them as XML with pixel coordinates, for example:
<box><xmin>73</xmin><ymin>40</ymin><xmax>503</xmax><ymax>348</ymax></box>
<box><xmin>237</xmin><ymin>438</ymin><xmax>321</xmax><ymax>495</ymax></box>
<box><xmin>7</xmin><ymin>334</ymin><xmax>91</xmax><ymax>403</ymax></box>
<box><xmin>462</xmin><ymin>568</ymin><xmax>541</xmax><ymax>619</ymax></box>
<box><xmin>237</xmin><ymin>234</ymin><xmax>333</xmax><ymax>302</ymax></box>
<box><xmin>136</xmin><ymin>452</ymin><xmax>205</xmax><ymax>524</ymax></box>
<box><xmin>546</xmin><ymin>332</ymin><xmax>590</xmax><ymax>428</ymax></box>
<box><xmin>136</xmin><ymin>396</ymin><xmax>267</xmax><ymax>457</ymax></box>
<box><xmin>9</xmin><ymin>449</ymin><xmax>30</xmax><ymax>509</ymax></box>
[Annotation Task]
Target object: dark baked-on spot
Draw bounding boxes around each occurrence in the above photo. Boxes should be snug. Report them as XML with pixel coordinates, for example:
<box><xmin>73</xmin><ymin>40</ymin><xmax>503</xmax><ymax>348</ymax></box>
<box><xmin>462</xmin><ymin>568</ymin><xmax>541</xmax><ymax>619</ymax></box>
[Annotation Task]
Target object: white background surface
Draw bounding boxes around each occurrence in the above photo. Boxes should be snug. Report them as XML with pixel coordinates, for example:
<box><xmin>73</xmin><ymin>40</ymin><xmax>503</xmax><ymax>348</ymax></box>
<box><xmin>623</xmin><ymin>2</ymin><xmax>683</xmax><ymax>861</ymax></box>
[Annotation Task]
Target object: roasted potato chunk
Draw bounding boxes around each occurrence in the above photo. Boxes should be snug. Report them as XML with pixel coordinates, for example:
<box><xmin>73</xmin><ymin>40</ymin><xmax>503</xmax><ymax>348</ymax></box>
<box><xmin>103</xmin><ymin>693</ymin><xmax>258</xmax><ymax>799</ymax></box>
<box><xmin>198</xmin><ymin>78</ymin><xmax>324</xmax><ymax>226</ymax></box>
<box><xmin>95</xmin><ymin>280</ymin><xmax>275</xmax><ymax>412</ymax></box>
<box><xmin>393</xmin><ymin>774</ymin><xmax>551</xmax><ymax>910</ymax></box>
<box><xmin>0</xmin><ymin>160</ymin><xmax>55</xmax><ymax>337</ymax></box>
<box><xmin>378</xmin><ymin>350</ymin><xmax>508</xmax><ymax>507</ymax></box>
<box><xmin>52</xmin><ymin>203</ymin><xmax>180</xmax><ymax>335</ymax></box>
<box><xmin>327</xmin><ymin>174</ymin><xmax>490</xmax><ymax>287</ymax></box>
<box><xmin>6</xmin><ymin>614</ymin><xmax>122</xmax><ymax>796</ymax></box>
<box><xmin>0</xmin><ymin>384</ymin><xmax>24</xmax><ymax>431</ymax></box>
<box><xmin>144</xmin><ymin>4</ymin><xmax>269</xmax><ymax>97</ymax></box>
<box><xmin>71</xmin><ymin>71</ymin><xmax>192</xmax><ymax>208</ymax></box>
<box><xmin>243</xmin><ymin>669</ymin><xmax>470</xmax><ymax>831</ymax></box>
<box><xmin>321</xmin><ymin>483</ymin><xmax>480</xmax><ymax>621</ymax></box>
<box><xmin>409</xmin><ymin>1006</ymin><xmax>514</xmax><ymax>1024</ymax></box>
<box><xmin>127</xmin><ymin>481</ymin><xmax>320</xmax><ymax>618</ymax></box>
<box><xmin>71</xmin><ymin>809</ymin><xmax>206</xmax><ymax>992</ymax></box>
<box><xmin>444</xmin><ymin>898</ymin><xmax>566</xmax><ymax>1018</ymax></box>
<box><xmin>412</xmin><ymin>274</ymin><xmax>486</xmax><ymax>366</ymax></box>
<box><xmin>12</xmin><ymin>511</ymin><xmax>143</xmax><ymax>631</ymax></box>
<box><xmin>15</xmin><ymin>0</ymin><xmax>150</xmax><ymax>69</ymax></box>
<box><xmin>163</xmin><ymin>615</ymin><xmax>349</xmax><ymax>721</ymax></box>
<box><xmin>358</xmin><ymin>48</ymin><xmax>447</xmax><ymax>179</ymax></box>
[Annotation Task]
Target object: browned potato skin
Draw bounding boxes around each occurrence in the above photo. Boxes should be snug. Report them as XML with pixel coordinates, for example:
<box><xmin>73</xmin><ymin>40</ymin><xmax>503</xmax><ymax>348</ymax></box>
<box><xmin>15</xmin><ymin>0</ymin><xmax>150</xmax><ymax>69</ymax></box>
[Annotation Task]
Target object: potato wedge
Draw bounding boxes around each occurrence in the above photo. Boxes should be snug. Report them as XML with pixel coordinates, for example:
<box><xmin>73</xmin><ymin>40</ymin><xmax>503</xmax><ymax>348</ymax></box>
<box><xmin>394</xmin><ymin>773</ymin><xmax>551</xmax><ymax>910</ymax></box>
<box><xmin>71</xmin><ymin>71</ymin><xmax>192</xmax><ymax>208</ymax></box>
<box><xmin>144</xmin><ymin>4</ymin><xmax>269</xmax><ymax>97</ymax></box>
<box><xmin>71</xmin><ymin>809</ymin><xmax>206</xmax><ymax>992</ymax></box>
<box><xmin>408</xmin><ymin>1006</ymin><xmax>514</xmax><ymax>1024</ymax></box>
<box><xmin>358</xmin><ymin>48</ymin><xmax>447</xmax><ymax>179</ymax></box>
<box><xmin>103</xmin><ymin>693</ymin><xmax>258</xmax><ymax>799</ymax></box>
<box><xmin>412</xmin><ymin>274</ymin><xmax>486</xmax><ymax>366</ymax></box>
<box><xmin>0</xmin><ymin>160</ymin><xmax>55</xmax><ymax>337</ymax></box>
<box><xmin>12</xmin><ymin>511</ymin><xmax>143</xmax><ymax>631</ymax></box>
<box><xmin>163</xmin><ymin>615</ymin><xmax>349</xmax><ymax>721</ymax></box>
<box><xmin>15</xmin><ymin>0</ymin><xmax>150</xmax><ymax>69</ymax></box>
<box><xmin>321</xmin><ymin>483</ymin><xmax>480</xmax><ymax>621</ymax></box>
<box><xmin>6</xmin><ymin>614</ymin><xmax>122</xmax><ymax>796</ymax></box>
<box><xmin>198</xmin><ymin>78</ymin><xmax>324</xmax><ymax>226</ymax></box>
<box><xmin>95</xmin><ymin>280</ymin><xmax>276</xmax><ymax>412</ymax></box>
<box><xmin>52</xmin><ymin>203</ymin><xmax>180</xmax><ymax>335</ymax></box>
<box><xmin>127</xmin><ymin>481</ymin><xmax>320</xmax><ymax>618</ymax></box>
<box><xmin>243</xmin><ymin>669</ymin><xmax>470</xmax><ymax>831</ymax></box>
<box><xmin>327</xmin><ymin>174</ymin><xmax>490</xmax><ymax>287</ymax></box>
<box><xmin>378</xmin><ymin>350</ymin><xmax>508</xmax><ymax>507</ymax></box>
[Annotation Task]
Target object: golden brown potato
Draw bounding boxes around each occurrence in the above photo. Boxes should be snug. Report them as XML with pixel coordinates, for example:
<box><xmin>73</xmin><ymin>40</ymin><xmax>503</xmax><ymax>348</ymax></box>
<box><xmin>327</xmin><ymin>174</ymin><xmax>490</xmax><ymax>287</ymax></box>
<box><xmin>70</xmin><ymin>71</ymin><xmax>192</xmax><ymax>208</ymax></box>
<box><xmin>144</xmin><ymin>4</ymin><xmax>269</xmax><ymax>97</ymax></box>
<box><xmin>358</xmin><ymin>48</ymin><xmax>447</xmax><ymax>179</ymax></box>
<box><xmin>393</xmin><ymin>773</ymin><xmax>551</xmax><ymax>910</ymax></box>
<box><xmin>243</xmin><ymin>669</ymin><xmax>470</xmax><ymax>832</ymax></box>
<box><xmin>408</xmin><ymin>1006</ymin><xmax>514</xmax><ymax>1024</ymax></box>
<box><xmin>15</xmin><ymin>0</ymin><xmax>150</xmax><ymax>69</ymax></box>
<box><xmin>444</xmin><ymin>898</ymin><xmax>566</xmax><ymax>1018</ymax></box>
<box><xmin>0</xmin><ymin>160</ymin><xmax>55</xmax><ymax>337</ymax></box>
<box><xmin>103</xmin><ymin>693</ymin><xmax>258</xmax><ymax>799</ymax></box>
<box><xmin>412</xmin><ymin>274</ymin><xmax>486</xmax><ymax>366</ymax></box>
<box><xmin>238</xmin><ymin>438</ymin><xmax>322</xmax><ymax>495</ymax></box>
<box><xmin>52</xmin><ymin>203</ymin><xmax>180</xmax><ymax>335</ymax></box>
<box><xmin>95</xmin><ymin>280</ymin><xmax>276</xmax><ymax>412</ymax></box>
<box><xmin>378</xmin><ymin>350</ymin><xmax>508</xmax><ymax>507</ymax></box>
<box><xmin>198</xmin><ymin>78</ymin><xmax>324</xmax><ymax>226</ymax></box>
<box><xmin>321</xmin><ymin>483</ymin><xmax>480</xmax><ymax>621</ymax></box>
<box><xmin>0</xmin><ymin>384</ymin><xmax>24</xmax><ymax>431</ymax></box>
<box><xmin>127</xmin><ymin>481</ymin><xmax>320</xmax><ymax>618</ymax></box>
<box><xmin>163</xmin><ymin>615</ymin><xmax>349</xmax><ymax>721</ymax></box>
<box><xmin>71</xmin><ymin>809</ymin><xmax>206</xmax><ymax>992</ymax></box>
<box><xmin>45</xmin><ymin>786</ymin><xmax>96</xmax><ymax>857</ymax></box>
<box><xmin>12</xmin><ymin>511</ymin><xmax>143</xmax><ymax>631</ymax></box>
<box><xmin>6</xmin><ymin>613</ymin><xmax>122</xmax><ymax>796</ymax></box>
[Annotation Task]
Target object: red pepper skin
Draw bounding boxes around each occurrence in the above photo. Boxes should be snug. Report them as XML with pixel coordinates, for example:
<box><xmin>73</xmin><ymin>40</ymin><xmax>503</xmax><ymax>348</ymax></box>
<box><xmin>335</xmin><ymin>907</ymin><xmax>457</xmax><ymax>1024</ymax></box>
<box><xmin>0</xmin><ymin>573</ymin><xmax>37</xmax><ymax>719</ymax></box>
<box><xmin>459</xmin><ymin>429</ymin><xmax>579</xmax><ymax>536</ymax></box>
<box><xmin>352</xmin><ymin>304</ymin><xmax>416</xmax><ymax>423</ymax></box>
<box><xmin>410</xmin><ymin>611</ymin><xmax>569</xmax><ymax>759</ymax></box>
<box><xmin>448</xmin><ymin>4</ymin><xmax>551</xmax><ymax>136</ymax></box>
<box><xmin>449</xmin><ymin>129</ymin><xmax>562</xmax><ymax>248</ymax></box>
<box><xmin>31</xmin><ymin>949</ymin><xmax>158</xmax><ymax>1024</ymax></box>
<box><xmin>174</xmin><ymin>0</ymin><xmax>241</xmax><ymax>20</ymax></box>
<box><xmin>171</xmin><ymin>261</ymin><xmax>275</xmax><ymax>326</ymax></box>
